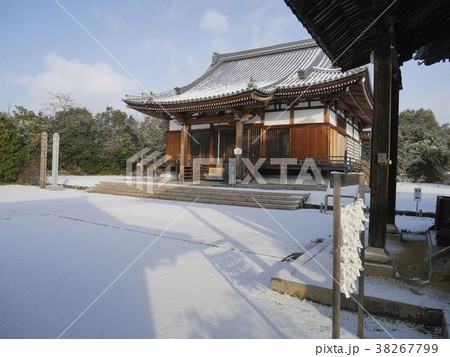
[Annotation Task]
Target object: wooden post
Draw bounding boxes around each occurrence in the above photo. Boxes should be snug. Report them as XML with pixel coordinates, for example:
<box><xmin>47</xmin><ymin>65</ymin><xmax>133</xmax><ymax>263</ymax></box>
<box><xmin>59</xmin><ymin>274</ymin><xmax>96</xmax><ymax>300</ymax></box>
<box><xmin>387</xmin><ymin>75</ymin><xmax>400</xmax><ymax>226</ymax></box>
<box><xmin>332</xmin><ymin>173</ymin><xmax>342</xmax><ymax>339</ymax></box>
<box><xmin>209</xmin><ymin>124</ymin><xmax>214</xmax><ymax>158</ymax></box>
<box><xmin>235</xmin><ymin>120</ymin><xmax>244</xmax><ymax>180</ymax></box>
<box><xmin>187</xmin><ymin>124</ymin><xmax>191</xmax><ymax>161</ymax></box>
<box><xmin>357</xmin><ymin>173</ymin><xmax>365</xmax><ymax>338</ymax></box>
<box><xmin>324</xmin><ymin>104</ymin><xmax>330</xmax><ymax>123</ymax></box>
<box><xmin>39</xmin><ymin>132</ymin><xmax>48</xmax><ymax>189</ymax></box>
<box><xmin>180</xmin><ymin>121</ymin><xmax>187</xmax><ymax>182</ymax></box>
<box><xmin>368</xmin><ymin>12</ymin><xmax>393</xmax><ymax>250</ymax></box>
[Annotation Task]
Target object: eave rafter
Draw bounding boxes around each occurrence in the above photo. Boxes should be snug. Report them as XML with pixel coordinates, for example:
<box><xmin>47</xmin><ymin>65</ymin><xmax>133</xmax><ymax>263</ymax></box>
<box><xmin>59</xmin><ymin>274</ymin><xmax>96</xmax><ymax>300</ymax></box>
<box><xmin>127</xmin><ymin>73</ymin><xmax>372</xmax><ymax>126</ymax></box>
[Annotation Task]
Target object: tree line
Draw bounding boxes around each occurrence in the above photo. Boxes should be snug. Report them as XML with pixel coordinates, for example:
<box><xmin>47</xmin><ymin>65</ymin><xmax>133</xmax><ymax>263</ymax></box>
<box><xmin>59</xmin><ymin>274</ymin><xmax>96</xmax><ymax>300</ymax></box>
<box><xmin>0</xmin><ymin>94</ymin><xmax>166</xmax><ymax>183</ymax></box>
<box><xmin>0</xmin><ymin>97</ymin><xmax>448</xmax><ymax>184</ymax></box>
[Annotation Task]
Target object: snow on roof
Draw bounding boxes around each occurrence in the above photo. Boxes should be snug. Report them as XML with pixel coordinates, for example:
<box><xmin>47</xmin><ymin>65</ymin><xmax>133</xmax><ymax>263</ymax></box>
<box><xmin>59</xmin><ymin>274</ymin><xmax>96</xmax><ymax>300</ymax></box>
<box><xmin>124</xmin><ymin>39</ymin><xmax>367</xmax><ymax>106</ymax></box>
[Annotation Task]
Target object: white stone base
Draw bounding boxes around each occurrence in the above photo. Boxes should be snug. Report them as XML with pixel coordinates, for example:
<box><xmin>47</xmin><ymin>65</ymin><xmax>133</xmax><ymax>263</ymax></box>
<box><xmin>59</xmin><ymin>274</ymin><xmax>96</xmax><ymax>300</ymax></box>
<box><xmin>365</xmin><ymin>246</ymin><xmax>391</xmax><ymax>263</ymax></box>
<box><xmin>386</xmin><ymin>223</ymin><xmax>400</xmax><ymax>234</ymax></box>
<box><xmin>46</xmin><ymin>185</ymin><xmax>64</xmax><ymax>191</ymax></box>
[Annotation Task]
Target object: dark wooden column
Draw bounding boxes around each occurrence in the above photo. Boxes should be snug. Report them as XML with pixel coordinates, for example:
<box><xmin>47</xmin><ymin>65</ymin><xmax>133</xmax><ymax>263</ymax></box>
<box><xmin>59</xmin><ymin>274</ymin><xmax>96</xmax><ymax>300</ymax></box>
<box><xmin>209</xmin><ymin>124</ymin><xmax>214</xmax><ymax>158</ymax></box>
<box><xmin>368</xmin><ymin>12</ymin><xmax>393</xmax><ymax>250</ymax></box>
<box><xmin>179</xmin><ymin>120</ymin><xmax>187</xmax><ymax>182</ymax></box>
<box><xmin>186</xmin><ymin>125</ymin><xmax>191</xmax><ymax>161</ymax></box>
<box><xmin>387</xmin><ymin>72</ymin><xmax>401</xmax><ymax>227</ymax></box>
<box><xmin>235</xmin><ymin>120</ymin><xmax>244</xmax><ymax>179</ymax></box>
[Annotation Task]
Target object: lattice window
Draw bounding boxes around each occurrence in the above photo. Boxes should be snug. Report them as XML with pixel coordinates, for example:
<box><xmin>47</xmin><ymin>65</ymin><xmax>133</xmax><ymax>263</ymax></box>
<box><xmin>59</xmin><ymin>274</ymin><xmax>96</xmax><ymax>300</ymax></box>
<box><xmin>265</xmin><ymin>128</ymin><xmax>290</xmax><ymax>158</ymax></box>
<box><xmin>243</xmin><ymin>127</ymin><xmax>261</xmax><ymax>161</ymax></box>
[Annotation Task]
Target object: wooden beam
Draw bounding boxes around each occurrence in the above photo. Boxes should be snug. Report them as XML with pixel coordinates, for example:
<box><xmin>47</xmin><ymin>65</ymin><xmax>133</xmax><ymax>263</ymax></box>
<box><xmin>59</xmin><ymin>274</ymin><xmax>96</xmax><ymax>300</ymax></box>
<box><xmin>187</xmin><ymin>115</ymin><xmax>235</xmax><ymax>125</ymax></box>
<box><xmin>368</xmin><ymin>12</ymin><xmax>393</xmax><ymax>249</ymax></box>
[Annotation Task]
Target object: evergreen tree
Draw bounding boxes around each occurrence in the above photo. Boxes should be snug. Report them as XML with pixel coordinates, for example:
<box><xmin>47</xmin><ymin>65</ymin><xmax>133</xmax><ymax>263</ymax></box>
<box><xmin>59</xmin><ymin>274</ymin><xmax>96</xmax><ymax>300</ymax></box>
<box><xmin>0</xmin><ymin>113</ymin><xmax>28</xmax><ymax>182</ymax></box>
<box><xmin>398</xmin><ymin>109</ymin><xmax>449</xmax><ymax>182</ymax></box>
<box><xmin>53</xmin><ymin>107</ymin><xmax>102</xmax><ymax>174</ymax></box>
<box><xmin>0</xmin><ymin>100</ymin><xmax>168</xmax><ymax>180</ymax></box>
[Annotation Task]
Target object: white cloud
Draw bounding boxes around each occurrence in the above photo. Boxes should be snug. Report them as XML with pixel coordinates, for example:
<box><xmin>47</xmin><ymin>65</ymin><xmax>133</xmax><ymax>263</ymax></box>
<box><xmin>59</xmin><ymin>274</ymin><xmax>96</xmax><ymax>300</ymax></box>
<box><xmin>210</xmin><ymin>37</ymin><xmax>231</xmax><ymax>53</ymax></box>
<box><xmin>92</xmin><ymin>6</ymin><xmax>125</xmax><ymax>31</ymax></box>
<box><xmin>248</xmin><ymin>15</ymin><xmax>299</xmax><ymax>48</ymax></box>
<box><xmin>200</xmin><ymin>10</ymin><xmax>229</xmax><ymax>32</ymax></box>
<box><xmin>8</xmin><ymin>53</ymin><xmax>140</xmax><ymax>115</ymax></box>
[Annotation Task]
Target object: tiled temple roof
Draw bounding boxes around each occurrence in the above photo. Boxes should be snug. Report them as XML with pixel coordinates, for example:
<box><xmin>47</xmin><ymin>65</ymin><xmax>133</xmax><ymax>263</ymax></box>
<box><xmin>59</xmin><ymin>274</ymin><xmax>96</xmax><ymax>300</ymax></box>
<box><xmin>123</xmin><ymin>39</ymin><xmax>367</xmax><ymax>106</ymax></box>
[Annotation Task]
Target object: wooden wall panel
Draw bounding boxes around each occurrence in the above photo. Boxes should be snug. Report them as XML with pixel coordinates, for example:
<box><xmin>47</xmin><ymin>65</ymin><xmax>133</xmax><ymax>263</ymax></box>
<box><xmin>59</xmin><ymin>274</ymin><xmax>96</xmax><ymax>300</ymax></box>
<box><xmin>166</xmin><ymin>131</ymin><xmax>181</xmax><ymax>159</ymax></box>
<box><xmin>328</xmin><ymin>127</ymin><xmax>337</xmax><ymax>157</ymax></box>
<box><xmin>290</xmin><ymin>124</ymin><xmax>327</xmax><ymax>159</ymax></box>
<box><xmin>328</xmin><ymin>126</ymin><xmax>347</xmax><ymax>157</ymax></box>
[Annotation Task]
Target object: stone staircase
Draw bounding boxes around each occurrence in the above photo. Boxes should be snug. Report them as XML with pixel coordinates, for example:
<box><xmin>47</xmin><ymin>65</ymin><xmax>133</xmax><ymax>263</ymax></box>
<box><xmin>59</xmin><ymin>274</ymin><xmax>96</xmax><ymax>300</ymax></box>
<box><xmin>87</xmin><ymin>182</ymin><xmax>309</xmax><ymax>210</ymax></box>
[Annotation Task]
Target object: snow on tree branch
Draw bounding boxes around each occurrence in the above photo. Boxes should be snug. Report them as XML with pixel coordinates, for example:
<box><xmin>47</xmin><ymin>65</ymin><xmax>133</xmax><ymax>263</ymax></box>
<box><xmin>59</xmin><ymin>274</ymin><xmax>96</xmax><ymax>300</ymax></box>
<box><xmin>340</xmin><ymin>198</ymin><xmax>367</xmax><ymax>298</ymax></box>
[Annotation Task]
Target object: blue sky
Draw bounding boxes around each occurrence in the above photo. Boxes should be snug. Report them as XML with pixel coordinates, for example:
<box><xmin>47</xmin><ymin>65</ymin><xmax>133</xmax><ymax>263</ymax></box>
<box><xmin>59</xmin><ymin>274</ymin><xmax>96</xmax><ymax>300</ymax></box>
<box><xmin>1</xmin><ymin>0</ymin><xmax>449</xmax><ymax>124</ymax></box>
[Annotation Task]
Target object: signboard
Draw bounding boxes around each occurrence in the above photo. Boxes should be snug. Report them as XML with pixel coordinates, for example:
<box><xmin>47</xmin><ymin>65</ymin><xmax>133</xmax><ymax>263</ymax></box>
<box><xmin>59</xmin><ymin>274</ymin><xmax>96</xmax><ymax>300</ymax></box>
<box><xmin>377</xmin><ymin>153</ymin><xmax>388</xmax><ymax>165</ymax></box>
<box><xmin>414</xmin><ymin>187</ymin><xmax>422</xmax><ymax>201</ymax></box>
<box><xmin>209</xmin><ymin>167</ymin><xmax>224</xmax><ymax>176</ymax></box>
<box><xmin>234</xmin><ymin>147</ymin><xmax>242</xmax><ymax>156</ymax></box>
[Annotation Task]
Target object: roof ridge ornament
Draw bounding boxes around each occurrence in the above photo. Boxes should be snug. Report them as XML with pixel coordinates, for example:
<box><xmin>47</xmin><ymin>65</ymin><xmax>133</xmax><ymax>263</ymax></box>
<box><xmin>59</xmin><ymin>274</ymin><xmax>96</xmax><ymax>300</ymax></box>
<box><xmin>298</xmin><ymin>50</ymin><xmax>327</xmax><ymax>80</ymax></box>
<box><xmin>211</xmin><ymin>52</ymin><xmax>220</xmax><ymax>66</ymax></box>
<box><xmin>247</xmin><ymin>77</ymin><xmax>257</xmax><ymax>89</ymax></box>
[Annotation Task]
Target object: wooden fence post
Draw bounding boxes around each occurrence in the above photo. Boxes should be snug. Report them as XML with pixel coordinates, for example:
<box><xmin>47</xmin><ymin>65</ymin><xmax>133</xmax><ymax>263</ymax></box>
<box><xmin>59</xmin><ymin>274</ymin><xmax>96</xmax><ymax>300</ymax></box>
<box><xmin>332</xmin><ymin>173</ymin><xmax>342</xmax><ymax>339</ymax></box>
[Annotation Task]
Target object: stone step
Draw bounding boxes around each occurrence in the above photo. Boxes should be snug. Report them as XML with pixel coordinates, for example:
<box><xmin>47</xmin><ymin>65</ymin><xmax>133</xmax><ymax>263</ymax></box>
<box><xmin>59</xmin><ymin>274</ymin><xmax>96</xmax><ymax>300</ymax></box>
<box><xmin>150</xmin><ymin>193</ymin><xmax>300</xmax><ymax>207</ymax></box>
<box><xmin>150</xmin><ymin>195</ymin><xmax>298</xmax><ymax>210</ymax></box>
<box><xmin>92</xmin><ymin>183</ymin><xmax>303</xmax><ymax>200</ymax></box>
<box><xmin>94</xmin><ymin>182</ymin><xmax>303</xmax><ymax>195</ymax></box>
<box><xmin>87</xmin><ymin>182</ymin><xmax>307</xmax><ymax>210</ymax></box>
<box><xmin>90</xmin><ymin>187</ymin><xmax>303</xmax><ymax>203</ymax></box>
<box><xmin>154</xmin><ymin>188</ymin><xmax>304</xmax><ymax>201</ymax></box>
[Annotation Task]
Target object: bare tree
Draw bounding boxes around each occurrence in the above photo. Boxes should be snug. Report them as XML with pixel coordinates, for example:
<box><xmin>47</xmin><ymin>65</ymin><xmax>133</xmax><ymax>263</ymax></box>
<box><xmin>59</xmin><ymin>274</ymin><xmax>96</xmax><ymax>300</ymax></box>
<box><xmin>397</xmin><ymin>143</ymin><xmax>423</xmax><ymax>181</ymax></box>
<box><xmin>44</xmin><ymin>92</ymin><xmax>74</xmax><ymax>117</ymax></box>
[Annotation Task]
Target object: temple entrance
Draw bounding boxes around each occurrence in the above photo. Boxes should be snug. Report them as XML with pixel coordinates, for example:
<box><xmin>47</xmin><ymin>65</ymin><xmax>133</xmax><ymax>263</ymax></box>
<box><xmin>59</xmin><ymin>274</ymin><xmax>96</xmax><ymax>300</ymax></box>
<box><xmin>213</xmin><ymin>127</ymin><xmax>234</xmax><ymax>160</ymax></box>
<box><xmin>189</xmin><ymin>131</ymin><xmax>209</xmax><ymax>158</ymax></box>
<box><xmin>189</xmin><ymin>125</ymin><xmax>263</xmax><ymax>162</ymax></box>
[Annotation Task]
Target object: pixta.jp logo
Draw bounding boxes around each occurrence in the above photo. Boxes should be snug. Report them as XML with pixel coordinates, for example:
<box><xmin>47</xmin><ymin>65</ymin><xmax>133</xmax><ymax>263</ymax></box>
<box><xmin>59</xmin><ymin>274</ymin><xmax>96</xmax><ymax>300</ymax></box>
<box><xmin>126</xmin><ymin>149</ymin><xmax>325</xmax><ymax>194</ymax></box>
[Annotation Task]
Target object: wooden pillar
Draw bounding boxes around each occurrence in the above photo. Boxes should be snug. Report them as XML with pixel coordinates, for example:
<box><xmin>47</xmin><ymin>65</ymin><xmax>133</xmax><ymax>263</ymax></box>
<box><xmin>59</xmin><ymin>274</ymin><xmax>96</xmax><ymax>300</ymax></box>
<box><xmin>187</xmin><ymin>124</ymin><xmax>191</xmax><ymax>161</ymax></box>
<box><xmin>261</xmin><ymin>113</ymin><xmax>266</xmax><ymax>158</ymax></box>
<box><xmin>235</xmin><ymin>120</ymin><xmax>244</xmax><ymax>179</ymax></box>
<box><xmin>324</xmin><ymin>104</ymin><xmax>330</xmax><ymax>158</ymax></box>
<box><xmin>180</xmin><ymin>121</ymin><xmax>187</xmax><ymax>182</ymax></box>
<box><xmin>324</xmin><ymin>104</ymin><xmax>330</xmax><ymax>123</ymax></box>
<box><xmin>368</xmin><ymin>12</ymin><xmax>393</xmax><ymax>251</ymax></box>
<box><xmin>332</xmin><ymin>173</ymin><xmax>342</xmax><ymax>339</ymax></box>
<box><xmin>209</xmin><ymin>124</ymin><xmax>214</xmax><ymax>158</ymax></box>
<box><xmin>387</xmin><ymin>74</ymin><xmax>400</xmax><ymax>227</ymax></box>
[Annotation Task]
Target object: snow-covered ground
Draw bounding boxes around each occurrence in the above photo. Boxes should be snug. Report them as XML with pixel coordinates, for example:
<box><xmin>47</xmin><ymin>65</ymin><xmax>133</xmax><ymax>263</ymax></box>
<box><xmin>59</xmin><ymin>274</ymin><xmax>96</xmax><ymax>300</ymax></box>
<box><xmin>55</xmin><ymin>175</ymin><xmax>450</xmax><ymax>214</ymax></box>
<box><xmin>0</xmin><ymin>185</ymin><xmax>444</xmax><ymax>338</ymax></box>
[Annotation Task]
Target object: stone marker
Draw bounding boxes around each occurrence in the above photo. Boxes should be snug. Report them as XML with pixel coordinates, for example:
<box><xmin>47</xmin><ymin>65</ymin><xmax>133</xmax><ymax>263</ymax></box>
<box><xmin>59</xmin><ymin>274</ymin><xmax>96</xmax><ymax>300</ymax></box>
<box><xmin>52</xmin><ymin>133</ymin><xmax>59</xmax><ymax>185</ymax></box>
<box><xmin>47</xmin><ymin>133</ymin><xmax>64</xmax><ymax>191</ymax></box>
<box><xmin>40</xmin><ymin>132</ymin><xmax>48</xmax><ymax>189</ymax></box>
